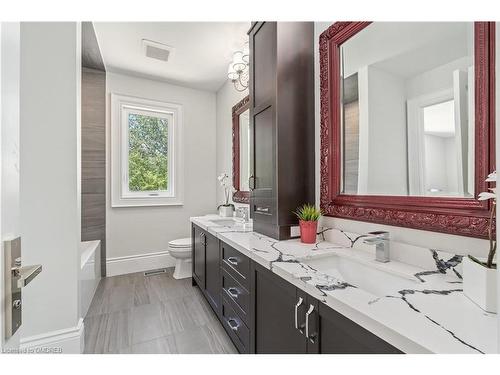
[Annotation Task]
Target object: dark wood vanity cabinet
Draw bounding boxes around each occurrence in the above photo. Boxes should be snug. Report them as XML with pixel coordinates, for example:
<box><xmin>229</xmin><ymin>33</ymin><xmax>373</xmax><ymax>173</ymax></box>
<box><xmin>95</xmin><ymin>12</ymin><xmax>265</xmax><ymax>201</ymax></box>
<box><xmin>249</xmin><ymin>261</ymin><xmax>402</xmax><ymax>354</ymax></box>
<box><xmin>191</xmin><ymin>224</ymin><xmax>402</xmax><ymax>354</ymax></box>
<box><xmin>250</xmin><ymin>262</ymin><xmax>313</xmax><ymax>353</ymax></box>
<box><xmin>191</xmin><ymin>225</ymin><xmax>221</xmax><ymax>316</ymax></box>
<box><xmin>192</xmin><ymin>225</ymin><xmax>206</xmax><ymax>289</ymax></box>
<box><xmin>248</xmin><ymin>22</ymin><xmax>315</xmax><ymax>240</ymax></box>
<box><xmin>315</xmin><ymin>304</ymin><xmax>402</xmax><ymax>354</ymax></box>
<box><xmin>205</xmin><ymin>231</ymin><xmax>221</xmax><ymax>315</ymax></box>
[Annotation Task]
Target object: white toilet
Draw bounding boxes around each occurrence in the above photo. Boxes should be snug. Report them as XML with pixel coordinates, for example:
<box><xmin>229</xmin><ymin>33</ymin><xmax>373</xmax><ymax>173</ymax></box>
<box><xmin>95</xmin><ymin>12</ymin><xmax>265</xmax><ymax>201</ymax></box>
<box><xmin>168</xmin><ymin>237</ymin><xmax>192</xmax><ymax>279</ymax></box>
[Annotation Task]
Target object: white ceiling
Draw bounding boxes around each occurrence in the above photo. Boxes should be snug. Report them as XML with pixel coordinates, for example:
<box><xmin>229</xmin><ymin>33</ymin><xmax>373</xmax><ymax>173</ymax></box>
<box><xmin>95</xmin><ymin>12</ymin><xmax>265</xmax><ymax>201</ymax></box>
<box><xmin>93</xmin><ymin>22</ymin><xmax>250</xmax><ymax>92</ymax></box>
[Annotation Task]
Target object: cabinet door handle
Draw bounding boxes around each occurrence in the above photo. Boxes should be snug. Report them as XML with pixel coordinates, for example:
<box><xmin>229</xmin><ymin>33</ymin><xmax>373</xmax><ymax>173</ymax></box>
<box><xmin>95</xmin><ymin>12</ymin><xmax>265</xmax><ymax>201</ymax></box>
<box><xmin>294</xmin><ymin>297</ymin><xmax>304</xmax><ymax>331</ymax></box>
<box><xmin>227</xmin><ymin>318</ymin><xmax>239</xmax><ymax>332</ymax></box>
<box><xmin>255</xmin><ymin>206</ymin><xmax>269</xmax><ymax>213</ymax></box>
<box><xmin>227</xmin><ymin>287</ymin><xmax>240</xmax><ymax>299</ymax></box>
<box><xmin>227</xmin><ymin>257</ymin><xmax>239</xmax><ymax>266</ymax></box>
<box><xmin>305</xmin><ymin>304</ymin><xmax>315</xmax><ymax>341</ymax></box>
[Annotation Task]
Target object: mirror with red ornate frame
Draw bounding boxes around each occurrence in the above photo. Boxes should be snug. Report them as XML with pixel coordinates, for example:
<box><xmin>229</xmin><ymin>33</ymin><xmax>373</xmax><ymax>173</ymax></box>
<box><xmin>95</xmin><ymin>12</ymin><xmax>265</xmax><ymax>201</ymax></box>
<box><xmin>320</xmin><ymin>22</ymin><xmax>495</xmax><ymax>238</ymax></box>
<box><xmin>232</xmin><ymin>95</ymin><xmax>250</xmax><ymax>203</ymax></box>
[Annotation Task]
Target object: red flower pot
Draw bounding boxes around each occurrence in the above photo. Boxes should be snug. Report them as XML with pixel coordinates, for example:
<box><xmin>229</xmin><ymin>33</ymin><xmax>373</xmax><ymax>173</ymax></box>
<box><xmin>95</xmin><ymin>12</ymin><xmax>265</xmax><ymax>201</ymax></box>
<box><xmin>299</xmin><ymin>220</ymin><xmax>318</xmax><ymax>244</ymax></box>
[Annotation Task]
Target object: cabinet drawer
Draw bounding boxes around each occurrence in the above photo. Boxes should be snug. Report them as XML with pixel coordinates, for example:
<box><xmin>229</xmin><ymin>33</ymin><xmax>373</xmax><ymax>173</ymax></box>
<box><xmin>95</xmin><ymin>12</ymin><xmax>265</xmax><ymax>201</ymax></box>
<box><xmin>220</xmin><ymin>242</ymin><xmax>250</xmax><ymax>288</ymax></box>
<box><xmin>221</xmin><ymin>296</ymin><xmax>250</xmax><ymax>353</ymax></box>
<box><xmin>221</xmin><ymin>268</ymin><xmax>249</xmax><ymax>324</ymax></box>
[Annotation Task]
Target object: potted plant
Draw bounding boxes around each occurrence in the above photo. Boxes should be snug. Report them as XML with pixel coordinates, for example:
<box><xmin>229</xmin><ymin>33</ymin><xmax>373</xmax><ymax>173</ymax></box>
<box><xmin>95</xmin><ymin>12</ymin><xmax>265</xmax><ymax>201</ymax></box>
<box><xmin>217</xmin><ymin>173</ymin><xmax>236</xmax><ymax>217</ymax></box>
<box><xmin>294</xmin><ymin>204</ymin><xmax>322</xmax><ymax>244</ymax></box>
<box><xmin>463</xmin><ymin>170</ymin><xmax>497</xmax><ymax>313</ymax></box>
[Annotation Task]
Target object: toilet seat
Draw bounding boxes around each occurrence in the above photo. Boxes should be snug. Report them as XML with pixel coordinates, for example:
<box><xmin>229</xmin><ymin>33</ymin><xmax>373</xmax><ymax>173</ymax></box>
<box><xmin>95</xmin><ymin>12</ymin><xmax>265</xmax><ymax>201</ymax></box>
<box><xmin>168</xmin><ymin>237</ymin><xmax>191</xmax><ymax>249</ymax></box>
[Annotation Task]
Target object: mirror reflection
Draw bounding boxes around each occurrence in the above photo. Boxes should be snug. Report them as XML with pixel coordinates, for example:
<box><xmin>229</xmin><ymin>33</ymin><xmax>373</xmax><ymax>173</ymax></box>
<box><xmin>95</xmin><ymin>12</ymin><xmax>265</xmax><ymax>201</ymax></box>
<box><xmin>239</xmin><ymin>108</ymin><xmax>250</xmax><ymax>191</ymax></box>
<box><xmin>340</xmin><ymin>22</ymin><xmax>474</xmax><ymax>197</ymax></box>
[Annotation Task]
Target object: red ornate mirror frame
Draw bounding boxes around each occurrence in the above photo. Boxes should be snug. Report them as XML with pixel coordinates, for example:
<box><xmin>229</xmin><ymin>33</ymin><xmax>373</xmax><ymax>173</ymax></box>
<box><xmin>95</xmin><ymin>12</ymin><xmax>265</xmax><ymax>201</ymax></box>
<box><xmin>320</xmin><ymin>22</ymin><xmax>495</xmax><ymax>238</ymax></box>
<box><xmin>232</xmin><ymin>95</ymin><xmax>250</xmax><ymax>204</ymax></box>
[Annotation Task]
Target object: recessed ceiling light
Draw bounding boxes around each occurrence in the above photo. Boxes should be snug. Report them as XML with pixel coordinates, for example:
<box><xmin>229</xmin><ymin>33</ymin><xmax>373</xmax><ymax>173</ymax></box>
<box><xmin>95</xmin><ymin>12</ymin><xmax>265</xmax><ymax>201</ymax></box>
<box><xmin>142</xmin><ymin>39</ymin><xmax>174</xmax><ymax>62</ymax></box>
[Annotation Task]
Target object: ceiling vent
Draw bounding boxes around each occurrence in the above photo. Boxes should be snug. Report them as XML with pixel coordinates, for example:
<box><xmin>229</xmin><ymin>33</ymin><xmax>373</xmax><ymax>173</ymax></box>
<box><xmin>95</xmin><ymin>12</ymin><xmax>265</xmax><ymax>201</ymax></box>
<box><xmin>142</xmin><ymin>39</ymin><xmax>174</xmax><ymax>62</ymax></box>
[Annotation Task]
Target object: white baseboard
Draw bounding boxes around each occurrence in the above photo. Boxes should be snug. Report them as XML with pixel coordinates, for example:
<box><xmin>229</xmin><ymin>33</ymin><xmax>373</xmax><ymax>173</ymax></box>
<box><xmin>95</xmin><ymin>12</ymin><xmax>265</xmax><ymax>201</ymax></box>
<box><xmin>20</xmin><ymin>318</ymin><xmax>84</xmax><ymax>354</ymax></box>
<box><xmin>106</xmin><ymin>250</ymin><xmax>176</xmax><ymax>277</ymax></box>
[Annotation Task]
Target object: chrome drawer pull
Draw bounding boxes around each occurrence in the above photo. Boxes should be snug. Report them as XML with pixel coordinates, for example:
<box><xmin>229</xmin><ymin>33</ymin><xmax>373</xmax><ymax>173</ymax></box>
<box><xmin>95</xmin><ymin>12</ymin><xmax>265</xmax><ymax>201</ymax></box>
<box><xmin>255</xmin><ymin>206</ymin><xmax>269</xmax><ymax>213</ymax></box>
<box><xmin>294</xmin><ymin>297</ymin><xmax>304</xmax><ymax>332</ymax></box>
<box><xmin>227</xmin><ymin>287</ymin><xmax>240</xmax><ymax>299</ymax></box>
<box><xmin>227</xmin><ymin>257</ymin><xmax>239</xmax><ymax>266</ymax></box>
<box><xmin>305</xmin><ymin>304</ymin><xmax>315</xmax><ymax>341</ymax></box>
<box><xmin>227</xmin><ymin>318</ymin><xmax>239</xmax><ymax>332</ymax></box>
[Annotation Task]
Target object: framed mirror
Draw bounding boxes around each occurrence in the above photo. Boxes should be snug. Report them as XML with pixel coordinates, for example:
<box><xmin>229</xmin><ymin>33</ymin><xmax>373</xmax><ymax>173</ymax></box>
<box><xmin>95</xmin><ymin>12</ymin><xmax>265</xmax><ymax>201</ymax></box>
<box><xmin>320</xmin><ymin>22</ymin><xmax>495</xmax><ymax>238</ymax></box>
<box><xmin>232</xmin><ymin>95</ymin><xmax>250</xmax><ymax>203</ymax></box>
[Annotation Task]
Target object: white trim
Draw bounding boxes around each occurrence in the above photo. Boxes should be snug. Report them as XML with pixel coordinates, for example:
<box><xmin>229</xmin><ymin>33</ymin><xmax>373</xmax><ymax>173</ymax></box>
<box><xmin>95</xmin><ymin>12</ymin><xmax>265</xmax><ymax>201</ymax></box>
<box><xmin>121</xmin><ymin>106</ymin><xmax>174</xmax><ymax>198</ymax></box>
<box><xmin>110</xmin><ymin>93</ymin><xmax>184</xmax><ymax>207</ymax></box>
<box><xmin>106</xmin><ymin>250</ymin><xmax>176</xmax><ymax>277</ymax></box>
<box><xmin>19</xmin><ymin>318</ymin><xmax>84</xmax><ymax>354</ymax></box>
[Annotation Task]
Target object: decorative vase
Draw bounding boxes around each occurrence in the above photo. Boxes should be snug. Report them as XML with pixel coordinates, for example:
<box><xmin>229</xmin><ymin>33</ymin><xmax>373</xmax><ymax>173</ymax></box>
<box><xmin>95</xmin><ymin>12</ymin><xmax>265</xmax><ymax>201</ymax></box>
<box><xmin>463</xmin><ymin>256</ymin><xmax>497</xmax><ymax>313</ymax></box>
<box><xmin>299</xmin><ymin>220</ymin><xmax>318</xmax><ymax>244</ymax></box>
<box><xmin>219</xmin><ymin>205</ymin><xmax>234</xmax><ymax>218</ymax></box>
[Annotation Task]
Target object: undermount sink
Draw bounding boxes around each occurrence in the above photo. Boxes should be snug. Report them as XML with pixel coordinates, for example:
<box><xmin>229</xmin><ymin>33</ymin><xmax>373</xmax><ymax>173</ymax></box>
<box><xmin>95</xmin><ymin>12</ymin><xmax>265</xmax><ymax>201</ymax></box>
<box><xmin>301</xmin><ymin>255</ymin><xmax>418</xmax><ymax>297</ymax></box>
<box><xmin>209</xmin><ymin>218</ymin><xmax>239</xmax><ymax>226</ymax></box>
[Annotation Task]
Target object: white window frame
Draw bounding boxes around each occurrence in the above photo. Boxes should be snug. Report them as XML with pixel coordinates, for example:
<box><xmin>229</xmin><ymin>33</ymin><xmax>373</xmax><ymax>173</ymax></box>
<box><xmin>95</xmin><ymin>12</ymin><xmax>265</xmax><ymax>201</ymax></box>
<box><xmin>111</xmin><ymin>93</ymin><xmax>184</xmax><ymax>207</ymax></box>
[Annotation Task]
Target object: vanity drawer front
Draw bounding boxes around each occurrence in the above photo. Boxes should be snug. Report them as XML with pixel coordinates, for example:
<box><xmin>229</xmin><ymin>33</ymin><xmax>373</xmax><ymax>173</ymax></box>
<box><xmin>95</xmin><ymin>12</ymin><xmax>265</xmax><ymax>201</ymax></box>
<box><xmin>221</xmin><ymin>268</ymin><xmax>250</xmax><ymax>324</ymax></box>
<box><xmin>220</xmin><ymin>242</ymin><xmax>250</xmax><ymax>288</ymax></box>
<box><xmin>221</xmin><ymin>296</ymin><xmax>250</xmax><ymax>353</ymax></box>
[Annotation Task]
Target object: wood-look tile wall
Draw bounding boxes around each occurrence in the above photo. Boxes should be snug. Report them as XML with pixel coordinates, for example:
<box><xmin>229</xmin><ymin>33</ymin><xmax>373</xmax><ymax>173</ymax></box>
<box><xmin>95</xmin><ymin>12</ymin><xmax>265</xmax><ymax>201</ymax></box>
<box><xmin>82</xmin><ymin>67</ymin><xmax>106</xmax><ymax>276</ymax></box>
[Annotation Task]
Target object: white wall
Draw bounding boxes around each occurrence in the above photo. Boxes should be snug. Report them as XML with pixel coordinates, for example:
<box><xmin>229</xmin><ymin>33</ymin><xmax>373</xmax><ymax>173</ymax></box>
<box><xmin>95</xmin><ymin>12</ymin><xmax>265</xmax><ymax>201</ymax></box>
<box><xmin>19</xmin><ymin>23</ymin><xmax>82</xmax><ymax>351</ymax></box>
<box><xmin>215</xmin><ymin>80</ymin><xmax>248</xmax><ymax>206</ymax></box>
<box><xmin>424</xmin><ymin>134</ymin><xmax>458</xmax><ymax>194</ymax></box>
<box><xmin>314</xmin><ymin>22</ymin><xmax>488</xmax><ymax>257</ymax></box>
<box><xmin>106</xmin><ymin>72</ymin><xmax>217</xmax><ymax>268</ymax></box>
<box><xmin>358</xmin><ymin>65</ymin><xmax>407</xmax><ymax>195</ymax></box>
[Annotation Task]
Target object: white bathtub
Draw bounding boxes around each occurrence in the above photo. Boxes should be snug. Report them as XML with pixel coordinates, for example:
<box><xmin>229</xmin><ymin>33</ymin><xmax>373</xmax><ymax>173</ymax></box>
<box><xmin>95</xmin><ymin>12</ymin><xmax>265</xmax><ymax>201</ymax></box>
<box><xmin>80</xmin><ymin>240</ymin><xmax>101</xmax><ymax>319</ymax></box>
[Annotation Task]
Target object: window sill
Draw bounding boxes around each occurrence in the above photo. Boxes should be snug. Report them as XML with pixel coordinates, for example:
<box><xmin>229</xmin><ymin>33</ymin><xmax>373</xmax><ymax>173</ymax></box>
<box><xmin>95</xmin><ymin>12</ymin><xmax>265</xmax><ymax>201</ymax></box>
<box><xmin>111</xmin><ymin>197</ymin><xmax>184</xmax><ymax>208</ymax></box>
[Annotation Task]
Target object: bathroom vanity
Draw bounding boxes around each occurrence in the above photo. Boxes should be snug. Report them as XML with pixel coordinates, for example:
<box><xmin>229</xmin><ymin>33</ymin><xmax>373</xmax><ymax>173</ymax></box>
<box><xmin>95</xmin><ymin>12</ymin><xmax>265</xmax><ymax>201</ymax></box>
<box><xmin>190</xmin><ymin>215</ymin><xmax>496</xmax><ymax>354</ymax></box>
<box><xmin>203</xmin><ymin>21</ymin><xmax>498</xmax><ymax>355</ymax></box>
<box><xmin>191</xmin><ymin>216</ymin><xmax>401</xmax><ymax>353</ymax></box>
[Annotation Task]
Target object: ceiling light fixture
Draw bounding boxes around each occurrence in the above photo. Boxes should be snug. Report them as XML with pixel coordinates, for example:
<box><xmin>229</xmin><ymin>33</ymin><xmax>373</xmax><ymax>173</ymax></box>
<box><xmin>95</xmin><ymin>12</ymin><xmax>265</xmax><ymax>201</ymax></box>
<box><xmin>228</xmin><ymin>41</ymin><xmax>249</xmax><ymax>92</ymax></box>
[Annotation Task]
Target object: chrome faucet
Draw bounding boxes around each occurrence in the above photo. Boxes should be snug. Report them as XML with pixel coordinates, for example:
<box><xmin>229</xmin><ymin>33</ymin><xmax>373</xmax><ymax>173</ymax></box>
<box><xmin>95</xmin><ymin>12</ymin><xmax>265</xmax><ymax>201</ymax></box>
<box><xmin>363</xmin><ymin>231</ymin><xmax>390</xmax><ymax>263</ymax></box>
<box><xmin>236</xmin><ymin>206</ymin><xmax>250</xmax><ymax>223</ymax></box>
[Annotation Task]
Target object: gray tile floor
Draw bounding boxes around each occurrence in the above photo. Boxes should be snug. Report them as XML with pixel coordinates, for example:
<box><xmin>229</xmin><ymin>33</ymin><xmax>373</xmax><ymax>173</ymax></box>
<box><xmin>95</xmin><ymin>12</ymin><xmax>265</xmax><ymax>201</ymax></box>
<box><xmin>84</xmin><ymin>268</ymin><xmax>237</xmax><ymax>354</ymax></box>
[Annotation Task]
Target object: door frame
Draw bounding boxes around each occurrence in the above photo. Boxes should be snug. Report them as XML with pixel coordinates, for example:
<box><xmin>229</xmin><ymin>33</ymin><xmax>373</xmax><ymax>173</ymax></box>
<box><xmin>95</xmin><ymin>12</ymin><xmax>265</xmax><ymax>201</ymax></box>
<box><xmin>0</xmin><ymin>21</ymin><xmax>21</xmax><ymax>352</ymax></box>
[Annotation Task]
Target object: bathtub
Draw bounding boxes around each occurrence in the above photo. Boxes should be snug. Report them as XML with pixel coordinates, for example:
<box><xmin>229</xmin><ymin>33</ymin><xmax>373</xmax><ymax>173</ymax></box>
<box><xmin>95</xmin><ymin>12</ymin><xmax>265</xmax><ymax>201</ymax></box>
<box><xmin>80</xmin><ymin>240</ymin><xmax>101</xmax><ymax>319</ymax></box>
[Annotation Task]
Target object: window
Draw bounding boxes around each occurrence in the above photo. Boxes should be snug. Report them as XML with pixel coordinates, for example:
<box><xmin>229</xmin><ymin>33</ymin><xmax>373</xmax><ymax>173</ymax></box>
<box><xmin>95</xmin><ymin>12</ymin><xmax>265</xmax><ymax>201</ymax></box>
<box><xmin>111</xmin><ymin>94</ymin><xmax>183</xmax><ymax>207</ymax></box>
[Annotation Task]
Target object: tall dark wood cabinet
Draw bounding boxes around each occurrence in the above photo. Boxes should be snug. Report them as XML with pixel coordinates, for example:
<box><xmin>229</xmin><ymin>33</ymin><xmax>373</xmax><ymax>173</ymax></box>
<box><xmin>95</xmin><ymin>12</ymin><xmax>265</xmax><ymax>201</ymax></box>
<box><xmin>248</xmin><ymin>22</ymin><xmax>315</xmax><ymax>240</ymax></box>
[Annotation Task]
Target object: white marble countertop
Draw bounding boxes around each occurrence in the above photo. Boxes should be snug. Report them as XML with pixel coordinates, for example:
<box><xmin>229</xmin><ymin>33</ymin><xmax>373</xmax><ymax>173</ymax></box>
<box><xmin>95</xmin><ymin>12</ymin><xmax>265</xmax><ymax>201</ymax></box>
<box><xmin>190</xmin><ymin>215</ymin><xmax>497</xmax><ymax>354</ymax></box>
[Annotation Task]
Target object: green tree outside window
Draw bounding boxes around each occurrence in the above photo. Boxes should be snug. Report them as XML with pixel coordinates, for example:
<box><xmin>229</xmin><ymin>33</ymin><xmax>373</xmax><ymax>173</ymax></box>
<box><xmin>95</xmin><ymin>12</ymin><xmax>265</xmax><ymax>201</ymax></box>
<box><xmin>128</xmin><ymin>113</ymin><xmax>168</xmax><ymax>191</ymax></box>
